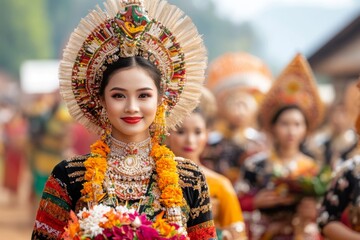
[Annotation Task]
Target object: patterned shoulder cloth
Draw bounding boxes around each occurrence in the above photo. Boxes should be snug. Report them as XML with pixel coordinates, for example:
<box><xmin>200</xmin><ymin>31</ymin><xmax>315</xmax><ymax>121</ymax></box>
<box><xmin>32</xmin><ymin>156</ymin><xmax>87</xmax><ymax>239</ymax></box>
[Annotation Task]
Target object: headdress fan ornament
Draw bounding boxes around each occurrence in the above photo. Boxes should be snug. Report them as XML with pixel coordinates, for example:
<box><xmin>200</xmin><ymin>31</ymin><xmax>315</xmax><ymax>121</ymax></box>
<box><xmin>259</xmin><ymin>53</ymin><xmax>324</xmax><ymax>132</ymax></box>
<box><xmin>206</xmin><ymin>52</ymin><xmax>273</xmax><ymax>96</ymax></box>
<box><xmin>59</xmin><ymin>0</ymin><xmax>207</xmax><ymax>134</ymax></box>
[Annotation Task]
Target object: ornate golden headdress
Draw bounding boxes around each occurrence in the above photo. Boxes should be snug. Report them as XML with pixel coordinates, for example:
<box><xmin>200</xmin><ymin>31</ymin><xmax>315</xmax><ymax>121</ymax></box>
<box><xmin>259</xmin><ymin>53</ymin><xmax>324</xmax><ymax>132</ymax></box>
<box><xmin>59</xmin><ymin>0</ymin><xmax>207</xmax><ymax>134</ymax></box>
<box><xmin>206</xmin><ymin>52</ymin><xmax>273</xmax><ymax>101</ymax></box>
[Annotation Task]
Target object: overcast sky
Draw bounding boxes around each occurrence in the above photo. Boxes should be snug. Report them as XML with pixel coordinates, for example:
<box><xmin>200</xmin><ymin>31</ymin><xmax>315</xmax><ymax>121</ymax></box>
<box><xmin>212</xmin><ymin>0</ymin><xmax>359</xmax><ymax>23</ymax></box>
<box><xmin>207</xmin><ymin>0</ymin><xmax>360</xmax><ymax>72</ymax></box>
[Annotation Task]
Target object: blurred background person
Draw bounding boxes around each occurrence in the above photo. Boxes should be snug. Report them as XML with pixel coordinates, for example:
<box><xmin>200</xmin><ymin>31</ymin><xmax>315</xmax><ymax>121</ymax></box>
<box><xmin>25</xmin><ymin>91</ymin><xmax>73</xmax><ymax>204</ymax></box>
<box><xmin>306</xmin><ymin>81</ymin><xmax>360</xmax><ymax>170</ymax></box>
<box><xmin>317</xmin><ymin>79</ymin><xmax>360</xmax><ymax>240</ymax></box>
<box><xmin>321</xmin><ymin>102</ymin><xmax>357</xmax><ymax>169</ymax></box>
<box><xmin>240</xmin><ymin>54</ymin><xmax>326</xmax><ymax>240</ymax></box>
<box><xmin>203</xmin><ymin>52</ymin><xmax>273</xmax><ymax>185</ymax></box>
<box><xmin>1</xmin><ymin>102</ymin><xmax>28</xmax><ymax>205</ymax></box>
<box><xmin>167</xmin><ymin>87</ymin><xmax>247</xmax><ymax>240</ymax></box>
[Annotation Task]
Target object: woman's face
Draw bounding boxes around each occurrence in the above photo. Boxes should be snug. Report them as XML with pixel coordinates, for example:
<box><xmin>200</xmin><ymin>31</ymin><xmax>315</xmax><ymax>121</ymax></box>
<box><xmin>102</xmin><ymin>67</ymin><xmax>158</xmax><ymax>142</ymax></box>
<box><xmin>272</xmin><ymin>108</ymin><xmax>307</xmax><ymax>148</ymax></box>
<box><xmin>223</xmin><ymin>91</ymin><xmax>257</xmax><ymax>128</ymax></box>
<box><xmin>168</xmin><ymin>113</ymin><xmax>208</xmax><ymax>161</ymax></box>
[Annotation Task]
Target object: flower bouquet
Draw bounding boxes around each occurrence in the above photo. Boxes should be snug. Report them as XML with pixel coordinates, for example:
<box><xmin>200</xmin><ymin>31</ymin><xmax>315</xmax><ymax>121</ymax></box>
<box><xmin>62</xmin><ymin>204</ymin><xmax>188</xmax><ymax>240</ymax></box>
<box><xmin>272</xmin><ymin>165</ymin><xmax>332</xmax><ymax>197</ymax></box>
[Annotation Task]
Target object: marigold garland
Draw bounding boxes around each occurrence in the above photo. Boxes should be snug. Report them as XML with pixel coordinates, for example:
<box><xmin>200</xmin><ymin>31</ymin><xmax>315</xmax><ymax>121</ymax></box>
<box><xmin>81</xmin><ymin>138</ymin><xmax>110</xmax><ymax>203</ymax></box>
<box><xmin>81</xmin><ymin>133</ymin><xmax>184</xmax><ymax>209</ymax></box>
<box><xmin>150</xmin><ymin>142</ymin><xmax>184</xmax><ymax>207</ymax></box>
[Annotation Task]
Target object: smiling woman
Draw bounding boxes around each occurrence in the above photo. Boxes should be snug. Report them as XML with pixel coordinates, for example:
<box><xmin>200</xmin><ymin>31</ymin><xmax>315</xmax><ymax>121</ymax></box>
<box><xmin>100</xmin><ymin>63</ymin><xmax>159</xmax><ymax>142</ymax></box>
<box><xmin>239</xmin><ymin>54</ymin><xmax>325</xmax><ymax>240</ymax></box>
<box><xmin>31</xmin><ymin>0</ymin><xmax>216</xmax><ymax>239</ymax></box>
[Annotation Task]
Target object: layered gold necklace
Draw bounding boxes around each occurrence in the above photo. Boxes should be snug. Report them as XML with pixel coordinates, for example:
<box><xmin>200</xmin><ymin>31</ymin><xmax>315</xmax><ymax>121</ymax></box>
<box><xmin>105</xmin><ymin>136</ymin><xmax>154</xmax><ymax>201</ymax></box>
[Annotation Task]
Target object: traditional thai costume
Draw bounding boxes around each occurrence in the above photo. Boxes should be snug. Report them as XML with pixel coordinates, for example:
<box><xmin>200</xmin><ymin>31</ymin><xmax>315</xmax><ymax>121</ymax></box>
<box><xmin>240</xmin><ymin>54</ymin><xmax>326</xmax><ymax>240</ymax></box>
<box><xmin>318</xmin><ymin>86</ymin><xmax>360</xmax><ymax>234</ymax></box>
<box><xmin>203</xmin><ymin>52</ymin><xmax>273</xmax><ymax>183</ymax></box>
<box><xmin>318</xmin><ymin>155</ymin><xmax>360</xmax><ymax>234</ymax></box>
<box><xmin>31</xmin><ymin>0</ymin><xmax>216</xmax><ymax>239</ymax></box>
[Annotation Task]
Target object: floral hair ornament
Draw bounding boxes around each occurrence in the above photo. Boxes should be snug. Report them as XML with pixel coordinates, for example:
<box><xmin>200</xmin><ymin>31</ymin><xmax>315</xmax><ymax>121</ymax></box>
<box><xmin>59</xmin><ymin>0</ymin><xmax>207</xmax><ymax>135</ymax></box>
<box><xmin>259</xmin><ymin>53</ymin><xmax>324</xmax><ymax>132</ymax></box>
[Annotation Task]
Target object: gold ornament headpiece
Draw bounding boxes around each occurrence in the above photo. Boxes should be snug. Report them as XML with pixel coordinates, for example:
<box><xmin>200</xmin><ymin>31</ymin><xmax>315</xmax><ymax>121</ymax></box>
<box><xmin>259</xmin><ymin>53</ymin><xmax>324</xmax><ymax>132</ymax></box>
<box><xmin>59</xmin><ymin>0</ymin><xmax>207</xmax><ymax>134</ymax></box>
<box><xmin>206</xmin><ymin>52</ymin><xmax>273</xmax><ymax>98</ymax></box>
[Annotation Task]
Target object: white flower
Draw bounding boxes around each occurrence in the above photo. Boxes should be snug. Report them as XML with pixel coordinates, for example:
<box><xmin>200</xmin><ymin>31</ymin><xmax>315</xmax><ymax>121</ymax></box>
<box><xmin>131</xmin><ymin>216</ymin><xmax>142</xmax><ymax>228</ymax></box>
<box><xmin>78</xmin><ymin>204</ymin><xmax>112</xmax><ymax>237</ymax></box>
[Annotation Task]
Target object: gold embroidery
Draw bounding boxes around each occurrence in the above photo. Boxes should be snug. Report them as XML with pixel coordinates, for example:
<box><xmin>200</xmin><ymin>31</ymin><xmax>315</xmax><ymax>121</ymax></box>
<box><xmin>190</xmin><ymin>203</ymin><xmax>212</xmax><ymax>219</ymax></box>
<box><xmin>199</xmin><ymin>190</ymin><xmax>210</xmax><ymax>205</ymax></box>
<box><xmin>69</xmin><ymin>170</ymin><xmax>85</xmax><ymax>179</ymax></box>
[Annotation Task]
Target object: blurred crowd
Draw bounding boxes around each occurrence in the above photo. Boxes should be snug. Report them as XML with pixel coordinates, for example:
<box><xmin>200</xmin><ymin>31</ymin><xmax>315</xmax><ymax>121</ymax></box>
<box><xmin>0</xmin><ymin>77</ymin><xmax>97</xmax><ymax>210</ymax></box>
<box><xmin>0</xmin><ymin>51</ymin><xmax>359</xmax><ymax>240</ymax></box>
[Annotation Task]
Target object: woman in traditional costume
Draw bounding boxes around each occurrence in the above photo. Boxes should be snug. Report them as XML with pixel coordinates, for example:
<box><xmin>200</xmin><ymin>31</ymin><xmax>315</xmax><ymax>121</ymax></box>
<box><xmin>31</xmin><ymin>0</ymin><xmax>216</xmax><ymax>239</ymax></box>
<box><xmin>167</xmin><ymin>87</ymin><xmax>247</xmax><ymax>240</ymax></box>
<box><xmin>203</xmin><ymin>52</ymin><xmax>273</xmax><ymax>184</ymax></box>
<box><xmin>318</xmin><ymin>82</ymin><xmax>360</xmax><ymax>239</ymax></box>
<box><xmin>240</xmin><ymin>54</ymin><xmax>325</xmax><ymax>240</ymax></box>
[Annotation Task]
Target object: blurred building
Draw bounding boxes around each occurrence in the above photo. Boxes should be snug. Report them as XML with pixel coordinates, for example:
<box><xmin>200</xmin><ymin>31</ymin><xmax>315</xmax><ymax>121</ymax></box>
<box><xmin>308</xmin><ymin>14</ymin><xmax>360</xmax><ymax>101</ymax></box>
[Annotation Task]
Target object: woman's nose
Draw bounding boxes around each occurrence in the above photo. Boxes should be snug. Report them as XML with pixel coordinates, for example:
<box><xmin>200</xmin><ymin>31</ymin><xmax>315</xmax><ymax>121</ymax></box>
<box><xmin>124</xmin><ymin>98</ymin><xmax>139</xmax><ymax>113</ymax></box>
<box><xmin>186</xmin><ymin>133</ymin><xmax>196</xmax><ymax>145</ymax></box>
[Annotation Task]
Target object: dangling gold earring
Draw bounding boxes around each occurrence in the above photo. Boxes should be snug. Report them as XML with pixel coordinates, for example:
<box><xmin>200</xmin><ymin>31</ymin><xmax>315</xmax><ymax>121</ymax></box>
<box><xmin>150</xmin><ymin>103</ymin><xmax>167</xmax><ymax>145</ymax></box>
<box><xmin>100</xmin><ymin>108</ymin><xmax>112</xmax><ymax>141</ymax></box>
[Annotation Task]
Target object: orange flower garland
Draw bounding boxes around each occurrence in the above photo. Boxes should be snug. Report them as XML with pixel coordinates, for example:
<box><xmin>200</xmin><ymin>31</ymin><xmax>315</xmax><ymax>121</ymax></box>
<box><xmin>81</xmin><ymin>104</ymin><xmax>184</xmax><ymax>210</ymax></box>
<box><xmin>81</xmin><ymin>136</ymin><xmax>110</xmax><ymax>203</ymax></box>
<box><xmin>151</xmin><ymin>142</ymin><xmax>184</xmax><ymax>207</ymax></box>
<box><xmin>150</xmin><ymin>103</ymin><xmax>184</xmax><ymax>207</ymax></box>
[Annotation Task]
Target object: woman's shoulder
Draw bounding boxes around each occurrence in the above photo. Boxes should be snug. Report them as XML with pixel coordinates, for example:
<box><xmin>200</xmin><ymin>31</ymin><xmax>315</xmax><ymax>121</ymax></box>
<box><xmin>57</xmin><ymin>154</ymin><xmax>88</xmax><ymax>168</ymax></box>
<box><xmin>333</xmin><ymin>155</ymin><xmax>360</xmax><ymax>179</ymax></box>
<box><xmin>243</xmin><ymin>151</ymin><xmax>268</xmax><ymax>171</ymax></box>
<box><xmin>202</xmin><ymin>166</ymin><xmax>230</xmax><ymax>184</ymax></box>
<box><xmin>52</xmin><ymin>154</ymin><xmax>88</xmax><ymax>182</ymax></box>
<box><xmin>174</xmin><ymin>157</ymin><xmax>205</xmax><ymax>180</ymax></box>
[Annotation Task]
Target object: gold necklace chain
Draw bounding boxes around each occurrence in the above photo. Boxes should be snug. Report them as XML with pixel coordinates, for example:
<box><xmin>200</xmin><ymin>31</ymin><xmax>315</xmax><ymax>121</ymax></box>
<box><xmin>106</xmin><ymin>136</ymin><xmax>154</xmax><ymax>200</ymax></box>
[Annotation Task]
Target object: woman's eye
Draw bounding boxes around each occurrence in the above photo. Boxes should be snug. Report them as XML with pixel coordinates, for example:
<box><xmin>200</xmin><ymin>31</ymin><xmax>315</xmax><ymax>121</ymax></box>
<box><xmin>176</xmin><ymin>129</ymin><xmax>185</xmax><ymax>134</ymax></box>
<box><xmin>195</xmin><ymin>130</ymin><xmax>202</xmax><ymax>135</ymax></box>
<box><xmin>139</xmin><ymin>93</ymin><xmax>151</xmax><ymax>98</ymax></box>
<box><xmin>112</xmin><ymin>93</ymin><xmax>125</xmax><ymax>99</ymax></box>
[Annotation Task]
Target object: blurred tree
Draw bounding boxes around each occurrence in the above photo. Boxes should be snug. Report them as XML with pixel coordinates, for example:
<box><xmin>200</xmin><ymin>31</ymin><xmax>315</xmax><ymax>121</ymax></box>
<box><xmin>0</xmin><ymin>0</ymin><xmax>52</xmax><ymax>78</ymax></box>
<box><xmin>0</xmin><ymin>0</ymin><xmax>261</xmax><ymax>78</ymax></box>
<box><xmin>46</xmin><ymin>0</ymin><xmax>100</xmax><ymax>57</ymax></box>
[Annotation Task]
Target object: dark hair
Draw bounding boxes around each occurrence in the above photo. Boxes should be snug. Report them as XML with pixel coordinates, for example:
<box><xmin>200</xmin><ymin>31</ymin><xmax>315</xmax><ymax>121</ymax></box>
<box><xmin>270</xmin><ymin>104</ymin><xmax>308</xmax><ymax>128</ymax></box>
<box><xmin>99</xmin><ymin>56</ymin><xmax>162</xmax><ymax>96</ymax></box>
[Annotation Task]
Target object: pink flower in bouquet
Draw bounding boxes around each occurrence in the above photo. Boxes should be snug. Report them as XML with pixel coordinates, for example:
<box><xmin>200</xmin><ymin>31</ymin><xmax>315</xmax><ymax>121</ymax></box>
<box><xmin>62</xmin><ymin>204</ymin><xmax>187</xmax><ymax>240</ymax></box>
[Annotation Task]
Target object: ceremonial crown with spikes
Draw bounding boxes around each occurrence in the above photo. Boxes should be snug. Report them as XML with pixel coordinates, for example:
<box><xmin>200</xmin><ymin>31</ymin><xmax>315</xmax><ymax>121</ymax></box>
<box><xmin>59</xmin><ymin>0</ymin><xmax>207</xmax><ymax>135</ymax></box>
<box><xmin>259</xmin><ymin>53</ymin><xmax>324</xmax><ymax>132</ymax></box>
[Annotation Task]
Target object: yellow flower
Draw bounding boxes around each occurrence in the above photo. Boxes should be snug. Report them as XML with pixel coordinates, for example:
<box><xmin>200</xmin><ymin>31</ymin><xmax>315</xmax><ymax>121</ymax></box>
<box><xmin>82</xmin><ymin>139</ymin><xmax>109</xmax><ymax>203</ymax></box>
<box><xmin>100</xmin><ymin>209</ymin><xmax>121</xmax><ymax>229</ymax></box>
<box><xmin>161</xmin><ymin>185</ymin><xmax>184</xmax><ymax>206</ymax></box>
<box><xmin>153</xmin><ymin>211</ymin><xmax>177</xmax><ymax>237</ymax></box>
<box><xmin>151</xmin><ymin>143</ymin><xmax>183</xmax><ymax>207</ymax></box>
<box><xmin>157</xmin><ymin>172</ymin><xmax>179</xmax><ymax>189</ymax></box>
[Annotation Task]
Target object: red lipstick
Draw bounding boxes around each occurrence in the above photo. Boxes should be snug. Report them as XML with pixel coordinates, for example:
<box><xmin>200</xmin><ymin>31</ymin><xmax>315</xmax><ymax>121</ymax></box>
<box><xmin>121</xmin><ymin>117</ymin><xmax>143</xmax><ymax>124</ymax></box>
<box><xmin>183</xmin><ymin>147</ymin><xmax>194</xmax><ymax>152</ymax></box>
